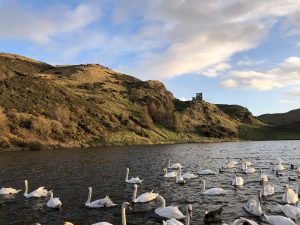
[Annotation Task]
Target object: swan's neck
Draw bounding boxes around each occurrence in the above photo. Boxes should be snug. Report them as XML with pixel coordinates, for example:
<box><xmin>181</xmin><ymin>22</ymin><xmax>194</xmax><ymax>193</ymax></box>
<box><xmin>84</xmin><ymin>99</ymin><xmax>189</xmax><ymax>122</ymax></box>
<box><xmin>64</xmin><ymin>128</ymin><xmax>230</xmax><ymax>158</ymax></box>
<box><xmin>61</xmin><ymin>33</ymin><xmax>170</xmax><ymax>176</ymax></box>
<box><xmin>86</xmin><ymin>188</ymin><xmax>92</xmax><ymax>204</ymax></box>
<box><xmin>185</xmin><ymin>210</ymin><xmax>190</xmax><ymax>225</ymax></box>
<box><xmin>50</xmin><ymin>192</ymin><xmax>53</xmax><ymax>199</ymax></box>
<box><xmin>168</xmin><ymin>159</ymin><xmax>170</xmax><ymax>168</ymax></box>
<box><xmin>24</xmin><ymin>180</ymin><xmax>28</xmax><ymax>195</ymax></box>
<box><xmin>157</xmin><ymin>195</ymin><xmax>166</xmax><ymax>208</ymax></box>
<box><xmin>179</xmin><ymin>167</ymin><xmax>182</xmax><ymax>177</ymax></box>
<box><xmin>132</xmin><ymin>186</ymin><xmax>137</xmax><ymax>202</ymax></box>
<box><xmin>284</xmin><ymin>188</ymin><xmax>288</xmax><ymax>201</ymax></box>
<box><xmin>262</xmin><ymin>182</ymin><xmax>265</xmax><ymax>196</ymax></box>
<box><xmin>122</xmin><ymin>204</ymin><xmax>127</xmax><ymax>225</ymax></box>
<box><xmin>125</xmin><ymin>169</ymin><xmax>129</xmax><ymax>182</ymax></box>
<box><xmin>202</xmin><ymin>180</ymin><xmax>206</xmax><ymax>191</ymax></box>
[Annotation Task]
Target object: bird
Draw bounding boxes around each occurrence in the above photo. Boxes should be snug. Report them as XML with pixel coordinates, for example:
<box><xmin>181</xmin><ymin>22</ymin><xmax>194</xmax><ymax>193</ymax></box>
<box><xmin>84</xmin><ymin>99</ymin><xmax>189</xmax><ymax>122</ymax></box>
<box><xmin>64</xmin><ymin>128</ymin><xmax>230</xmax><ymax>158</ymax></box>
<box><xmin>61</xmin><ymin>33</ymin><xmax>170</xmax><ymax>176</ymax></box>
<box><xmin>125</xmin><ymin>168</ymin><xmax>143</xmax><ymax>184</ymax></box>
<box><xmin>200</xmin><ymin>179</ymin><xmax>227</xmax><ymax>195</ymax></box>
<box><xmin>197</xmin><ymin>167</ymin><xmax>216</xmax><ymax>175</ymax></box>
<box><xmin>85</xmin><ymin>187</ymin><xmax>116</xmax><ymax>208</ymax></box>
<box><xmin>222</xmin><ymin>157</ymin><xmax>239</xmax><ymax>169</ymax></box>
<box><xmin>163</xmin><ymin>204</ymin><xmax>192</xmax><ymax>225</ymax></box>
<box><xmin>277</xmin><ymin>204</ymin><xmax>300</xmax><ymax>220</ymax></box>
<box><xmin>163</xmin><ymin>169</ymin><xmax>177</xmax><ymax>178</ymax></box>
<box><xmin>288</xmin><ymin>177</ymin><xmax>296</xmax><ymax>181</ymax></box>
<box><xmin>282</xmin><ymin>184</ymin><xmax>299</xmax><ymax>204</ymax></box>
<box><xmin>0</xmin><ymin>187</ymin><xmax>21</xmax><ymax>195</ymax></box>
<box><xmin>155</xmin><ymin>195</ymin><xmax>185</xmax><ymax>219</ymax></box>
<box><xmin>264</xmin><ymin>214</ymin><xmax>298</xmax><ymax>225</ymax></box>
<box><xmin>132</xmin><ymin>184</ymin><xmax>158</xmax><ymax>203</ymax></box>
<box><xmin>273</xmin><ymin>163</ymin><xmax>285</xmax><ymax>171</ymax></box>
<box><xmin>261</xmin><ymin>179</ymin><xmax>275</xmax><ymax>196</ymax></box>
<box><xmin>167</xmin><ymin>159</ymin><xmax>182</xmax><ymax>170</ymax></box>
<box><xmin>46</xmin><ymin>190</ymin><xmax>62</xmax><ymax>208</ymax></box>
<box><xmin>204</xmin><ymin>207</ymin><xmax>223</xmax><ymax>223</ymax></box>
<box><xmin>181</xmin><ymin>168</ymin><xmax>198</xmax><ymax>180</ymax></box>
<box><xmin>259</xmin><ymin>170</ymin><xmax>268</xmax><ymax>183</ymax></box>
<box><xmin>232</xmin><ymin>172</ymin><xmax>244</xmax><ymax>186</ymax></box>
<box><xmin>230</xmin><ymin>217</ymin><xmax>259</xmax><ymax>225</ymax></box>
<box><xmin>244</xmin><ymin>165</ymin><xmax>256</xmax><ymax>174</ymax></box>
<box><xmin>176</xmin><ymin>167</ymin><xmax>186</xmax><ymax>184</ymax></box>
<box><xmin>23</xmin><ymin>180</ymin><xmax>48</xmax><ymax>198</ymax></box>
<box><xmin>243</xmin><ymin>191</ymin><xmax>263</xmax><ymax>216</ymax></box>
<box><xmin>273</xmin><ymin>157</ymin><xmax>283</xmax><ymax>165</ymax></box>
<box><xmin>291</xmin><ymin>164</ymin><xmax>295</xmax><ymax>170</ymax></box>
<box><xmin>276</xmin><ymin>171</ymin><xmax>284</xmax><ymax>177</ymax></box>
<box><xmin>92</xmin><ymin>202</ymin><xmax>132</xmax><ymax>225</ymax></box>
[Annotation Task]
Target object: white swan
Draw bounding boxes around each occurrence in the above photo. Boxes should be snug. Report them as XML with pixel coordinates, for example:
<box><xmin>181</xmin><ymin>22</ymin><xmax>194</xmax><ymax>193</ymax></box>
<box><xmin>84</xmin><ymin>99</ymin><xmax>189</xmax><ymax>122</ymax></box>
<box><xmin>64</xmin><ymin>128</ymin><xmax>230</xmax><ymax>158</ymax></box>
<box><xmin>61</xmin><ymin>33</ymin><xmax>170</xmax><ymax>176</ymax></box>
<box><xmin>264</xmin><ymin>214</ymin><xmax>298</xmax><ymax>225</ymax></box>
<box><xmin>278</xmin><ymin>204</ymin><xmax>300</xmax><ymax>220</ymax></box>
<box><xmin>231</xmin><ymin>217</ymin><xmax>259</xmax><ymax>225</ymax></box>
<box><xmin>222</xmin><ymin>157</ymin><xmax>239</xmax><ymax>169</ymax></box>
<box><xmin>155</xmin><ymin>195</ymin><xmax>185</xmax><ymax>219</ymax></box>
<box><xmin>243</xmin><ymin>191</ymin><xmax>263</xmax><ymax>216</ymax></box>
<box><xmin>125</xmin><ymin>168</ymin><xmax>143</xmax><ymax>184</ymax></box>
<box><xmin>85</xmin><ymin>187</ymin><xmax>117</xmax><ymax>208</ymax></box>
<box><xmin>197</xmin><ymin>167</ymin><xmax>216</xmax><ymax>175</ymax></box>
<box><xmin>0</xmin><ymin>187</ymin><xmax>21</xmax><ymax>195</ymax></box>
<box><xmin>241</xmin><ymin>158</ymin><xmax>252</xmax><ymax>167</ymax></box>
<box><xmin>168</xmin><ymin>159</ymin><xmax>182</xmax><ymax>170</ymax></box>
<box><xmin>262</xmin><ymin>179</ymin><xmax>275</xmax><ymax>196</ymax></box>
<box><xmin>176</xmin><ymin>167</ymin><xmax>186</xmax><ymax>184</ymax></box>
<box><xmin>273</xmin><ymin>163</ymin><xmax>285</xmax><ymax>171</ymax></box>
<box><xmin>232</xmin><ymin>172</ymin><xmax>244</xmax><ymax>186</ymax></box>
<box><xmin>259</xmin><ymin>170</ymin><xmax>268</xmax><ymax>183</ymax></box>
<box><xmin>200</xmin><ymin>179</ymin><xmax>227</xmax><ymax>195</ymax></box>
<box><xmin>23</xmin><ymin>180</ymin><xmax>48</xmax><ymax>198</ymax></box>
<box><xmin>92</xmin><ymin>202</ymin><xmax>131</xmax><ymax>225</ymax></box>
<box><xmin>273</xmin><ymin>157</ymin><xmax>283</xmax><ymax>165</ymax></box>
<box><xmin>297</xmin><ymin>167</ymin><xmax>300</xmax><ymax>173</ymax></box>
<box><xmin>181</xmin><ymin>168</ymin><xmax>198</xmax><ymax>180</ymax></box>
<box><xmin>132</xmin><ymin>184</ymin><xmax>158</xmax><ymax>203</ymax></box>
<box><xmin>163</xmin><ymin>204</ymin><xmax>192</xmax><ymax>225</ymax></box>
<box><xmin>163</xmin><ymin>169</ymin><xmax>177</xmax><ymax>178</ymax></box>
<box><xmin>282</xmin><ymin>184</ymin><xmax>299</xmax><ymax>204</ymax></box>
<box><xmin>243</xmin><ymin>164</ymin><xmax>256</xmax><ymax>174</ymax></box>
<box><xmin>47</xmin><ymin>191</ymin><xmax>62</xmax><ymax>208</ymax></box>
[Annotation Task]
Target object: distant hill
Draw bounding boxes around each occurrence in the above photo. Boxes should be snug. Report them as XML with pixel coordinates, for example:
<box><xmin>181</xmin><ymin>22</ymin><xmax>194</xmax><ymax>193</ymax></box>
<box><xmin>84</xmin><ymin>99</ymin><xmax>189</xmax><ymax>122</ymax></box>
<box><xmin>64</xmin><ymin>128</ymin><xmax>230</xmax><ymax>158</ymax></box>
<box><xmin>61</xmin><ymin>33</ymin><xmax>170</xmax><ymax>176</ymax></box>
<box><xmin>258</xmin><ymin>109</ymin><xmax>300</xmax><ymax>125</ymax></box>
<box><xmin>0</xmin><ymin>52</ymin><xmax>299</xmax><ymax>150</ymax></box>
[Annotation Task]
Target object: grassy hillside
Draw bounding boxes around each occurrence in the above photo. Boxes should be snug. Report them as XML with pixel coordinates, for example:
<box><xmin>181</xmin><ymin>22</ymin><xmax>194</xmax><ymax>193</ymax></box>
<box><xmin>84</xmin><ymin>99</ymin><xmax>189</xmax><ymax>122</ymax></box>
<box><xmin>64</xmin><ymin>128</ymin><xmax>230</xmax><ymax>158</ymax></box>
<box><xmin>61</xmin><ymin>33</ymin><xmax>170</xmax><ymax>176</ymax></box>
<box><xmin>0</xmin><ymin>53</ymin><xmax>299</xmax><ymax>150</ymax></box>
<box><xmin>258</xmin><ymin>109</ymin><xmax>300</xmax><ymax>125</ymax></box>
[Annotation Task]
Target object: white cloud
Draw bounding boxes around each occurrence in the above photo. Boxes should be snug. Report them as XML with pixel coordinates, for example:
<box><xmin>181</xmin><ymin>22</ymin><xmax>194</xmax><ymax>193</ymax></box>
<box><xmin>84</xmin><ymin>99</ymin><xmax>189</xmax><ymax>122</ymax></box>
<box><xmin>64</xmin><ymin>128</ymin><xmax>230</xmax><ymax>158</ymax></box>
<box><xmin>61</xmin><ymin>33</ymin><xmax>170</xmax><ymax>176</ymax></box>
<box><xmin>237</xmin><ymin>59</ymin><xmax>265</xmax><ymax>66</ymax></box>
<box><xmin>179</xmin><ymin>97</ymin><xmax>187</xmax><ymax>101</ymax></box>
<box><xmin>203</xmin><ymin>63</ymin><xmax>231</xmax><ymax>77</ymax></box>
<box><xmin>222</xmin><ymin>56</ymin><xmax>300</xmax><ymax>91</ymax></box>
<box><xmin>284</xmin><ymin>89</ymin><xmax>300</xmax><ymax>97</ymax></box>
<box><xmin>221</xmin><ymin>79</ymin><xmax>238</xmax><ymax>88</ymax></box>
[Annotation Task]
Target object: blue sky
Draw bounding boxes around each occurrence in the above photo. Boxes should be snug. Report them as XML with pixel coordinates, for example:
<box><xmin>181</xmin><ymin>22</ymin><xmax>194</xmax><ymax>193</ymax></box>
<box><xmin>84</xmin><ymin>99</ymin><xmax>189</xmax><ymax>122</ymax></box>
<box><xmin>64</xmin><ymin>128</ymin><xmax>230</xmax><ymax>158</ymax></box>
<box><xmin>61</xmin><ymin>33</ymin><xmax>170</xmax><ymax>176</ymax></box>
<box><xmin>1</xmin><ymin>0</ymin><xmax>300</xmax><ymax>115</ymax></box>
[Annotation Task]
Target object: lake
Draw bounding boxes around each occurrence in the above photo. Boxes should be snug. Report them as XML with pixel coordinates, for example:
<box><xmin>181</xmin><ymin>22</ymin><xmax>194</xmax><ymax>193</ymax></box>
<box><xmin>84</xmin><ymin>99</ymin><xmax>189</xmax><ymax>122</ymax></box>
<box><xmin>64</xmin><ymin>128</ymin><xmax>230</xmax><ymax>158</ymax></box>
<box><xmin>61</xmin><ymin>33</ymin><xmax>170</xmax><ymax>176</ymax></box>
<box><xmin>0</xmin><ymin>140</ymin><xmax>300</xmax><ymax>225</ymax></box>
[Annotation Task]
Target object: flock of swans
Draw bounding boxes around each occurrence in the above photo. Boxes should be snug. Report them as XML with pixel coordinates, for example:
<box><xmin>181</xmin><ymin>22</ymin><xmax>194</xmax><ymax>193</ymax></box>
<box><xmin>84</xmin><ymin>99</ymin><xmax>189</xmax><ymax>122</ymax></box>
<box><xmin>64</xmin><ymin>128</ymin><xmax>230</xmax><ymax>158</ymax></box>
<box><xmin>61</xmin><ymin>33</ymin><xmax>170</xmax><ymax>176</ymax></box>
<box><xmin>1</xmin><ymin>156</ymin><xmax>300</xmax><ymax>225</ymax></box>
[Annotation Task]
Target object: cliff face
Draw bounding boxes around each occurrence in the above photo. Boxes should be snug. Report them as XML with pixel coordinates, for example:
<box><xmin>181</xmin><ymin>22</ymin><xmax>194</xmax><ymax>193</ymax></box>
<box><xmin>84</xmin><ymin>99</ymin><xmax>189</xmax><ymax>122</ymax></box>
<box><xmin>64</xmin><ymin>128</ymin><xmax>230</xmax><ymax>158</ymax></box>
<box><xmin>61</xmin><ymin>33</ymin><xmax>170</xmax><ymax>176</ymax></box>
<box><xmin>0</xmin><ymin>53</ymin><xmax>298</xmax><ymax>150</ymax></box>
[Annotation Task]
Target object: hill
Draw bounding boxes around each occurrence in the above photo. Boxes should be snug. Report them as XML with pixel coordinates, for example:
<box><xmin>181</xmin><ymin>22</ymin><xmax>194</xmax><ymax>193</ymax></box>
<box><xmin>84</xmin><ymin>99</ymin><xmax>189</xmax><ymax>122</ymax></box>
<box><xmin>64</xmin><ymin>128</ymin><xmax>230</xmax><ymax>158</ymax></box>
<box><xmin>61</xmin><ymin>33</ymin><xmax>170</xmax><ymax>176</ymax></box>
<box><xmin>0</xmin><ymin>53</ymin><xmax>299</xmax><ymax>150</ymax></box>
<box><xmin>258</xmin><ymin>109</ymin><xmax>300</xmax><ymax>125</ymax></box>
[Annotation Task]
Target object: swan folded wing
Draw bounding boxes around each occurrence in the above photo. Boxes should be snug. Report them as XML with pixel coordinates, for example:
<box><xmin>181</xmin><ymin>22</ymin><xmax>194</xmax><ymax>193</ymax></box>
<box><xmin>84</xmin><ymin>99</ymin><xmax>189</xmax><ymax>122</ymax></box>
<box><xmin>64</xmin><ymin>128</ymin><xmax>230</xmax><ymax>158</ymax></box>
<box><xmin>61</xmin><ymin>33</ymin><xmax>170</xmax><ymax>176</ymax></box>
<box><xmin>264</xmin><ymin>214</ymin><xmax>297</xmax><ymax>225</ymax></box>
<box><xmin>0</xmin><ymin>187</ymin><xmax>21</xmax><ymax>194</ymax></box>
<box><xmin>29</xmin><ymin>187</ymin><xmax>48</xmax><ymax>197</ymax></box>
<box><xmin>155</xmin><ymin>206</ymin><xmax>185</xmax><ymax>219</ymax></box>
<box><xmin>47</xmin><ymin>198</ymin><xmax>62</xmax><ymax>208</ymax></box>
<box><xmin>163</xmin><ymin>218</ymin><xmax>184</xmax><ymax>225</ymax></box>
<box><xmin>92</xmin><ymin>222</ymin><xmax>113</xmax><ymax>225</ymax></box>
<box><xmin>233</xmin><ymin>217</ymin><xmax>259</xmax><ymax>225</ymax></box>
<box><xmin>280</xmin><ymin>204</ymin><xmax>300</xmax><ymax>219</ymax></box>
<box><xmin>136</xmin><ymin>192</ymin><xmax>158</xmax><ymax>202</ymax></box>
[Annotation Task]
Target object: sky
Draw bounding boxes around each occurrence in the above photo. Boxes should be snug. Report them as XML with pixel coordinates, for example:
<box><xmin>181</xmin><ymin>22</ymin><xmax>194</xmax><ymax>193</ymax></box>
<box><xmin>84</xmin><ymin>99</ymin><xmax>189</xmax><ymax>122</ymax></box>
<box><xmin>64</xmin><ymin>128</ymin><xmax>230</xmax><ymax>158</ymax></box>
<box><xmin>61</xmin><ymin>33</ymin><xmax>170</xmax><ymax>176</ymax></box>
<box><xmin>1</xmin><ymin>0</ymin><xmax>300</xmax><ymax>115</ymax></box>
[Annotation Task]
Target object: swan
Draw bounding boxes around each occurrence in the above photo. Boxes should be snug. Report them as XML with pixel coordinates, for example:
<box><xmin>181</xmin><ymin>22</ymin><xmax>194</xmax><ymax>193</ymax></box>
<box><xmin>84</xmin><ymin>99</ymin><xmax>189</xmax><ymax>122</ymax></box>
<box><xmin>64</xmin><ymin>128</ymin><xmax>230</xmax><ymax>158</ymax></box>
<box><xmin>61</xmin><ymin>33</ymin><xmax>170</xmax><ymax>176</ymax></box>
<box><xmin>282</xmin><ymin>184</ymin><xmax>299</xmax><ymax>204</ymax></box>
<box><xmin>155</xmin><ymin>195</ymin><xmax>185</xmax><ymax>219</ymax></box>
<box><xmin>278</xmin><ymin>204</ymin><xmax>300</xmax><ymax>220</ymax></box>
<box><xmin>125</xmin><ymin>168</ymin><xmax>143</xmax><ymax>184</ymax></box>
<box><xmin>297</xmin><ymin>167</ymin><xmax>300</xmax><ymax>173</ymax></box>
<box><xmin>259</xmin><ymin>170</ymin><xmax>268</xmax><ymax>183</ymax></box>
<box><xmin>92</xmin><ymin>202</ymin><xmax>131</xmax><ymax>225</ymax></box>
<box><xmin>176</xmin><ymin>167</ymin><xmax>186</xmax><ymax>184</ymax></box>
<box><xmin>132</xmin><ymin>184</ymin><xmax>158</xmax><ymax>203</ymax></box>
<box><xmin>204</xmin><ymin>207</ymin><xmax>223</xmax><ymax>223</ymax></box>
<box><xmin>222</xmin><ymin>157</ymin><xmax>239</xmax><ymax>169</ymax></box>
<box><xmin>200</xmin><ymin>179</ymin><xmax>227</xmax><ymax>195</ymax></box>
<box><xmin>64</xmin><ymin>223</ymin><xmax>74</xmax><ymax>225</ymax></box>
<box><xmin>273</xmin><ymin>157</ymin><xmax>283</xmax><ymax>165</ymax></box>
<box><xmin>23</xmin><ymin>180</ymin><xmax>48</xmax><ymax>198</ymax></box>
<box><xmin>163</xmin><ymin>169</ymin><xmax>177</xmax><ymax>178</ymax></box>
<box><xmin>181</xmin><ymin>168</ymin><xmax>198</xmax><ymax>179</ymax></box>
<box><xmin>197</xmin><ymin>167</ymin><xmax>216</xmax><ymax>175</ymax></box>
<box><xmin>231</xmin><ymin>217</ymin><xmax>259</xmax><ymax>225</ymax></box>
<box><xmin>262</xmin><ymin>179</ymin><xmax>275</xmax><ymax>196</ymax></box>
<box><xmin>47</xmin><ymin>191</ymin><xmax>62</xmax><ymax>208</ymax></box>
<box><xmin>241</xmin><ymin>158</ymin><xmax>252</xmax><ymax>167</ymax></box>
<box><xmin>163</xmin><ymin>204</ymin><xmax>192</xmax><ymax>225</ymax></box>
<box><xmin>264</xmin><ymin>214</ymin><xmax>298</xmax><ymax>225</ymax></box>
<box><xmin>0</xmin><ymin>187</ymin><xmax>21</xmax><ymax>195</ymax></box>
<box><xmin>85</xmin><ymin>187</ymin><xmax>117</xmax><ymax>208</ymax></box>
<box><xmin>168</xmin><ymin>159</ymin><xmax>182</xmax><ymax>170</ymax></box>
<box><xmin>273</xmin><ymin>163</ymin><xmax>285</xmax><ymax>171</ymax></box>
<box><xmin>244</xmin><ymin>165</ymin><xmax>256</xmax><ymax>174</ymax></box>
<box><xmin>243</xmin><ymin>191</ymin><xmax>263</xmax><ymax>216</ymax></box>
<box><xmin>232</xmin><ymin>172</ymin><xmax>244</xmax><ymax>186</ymax></box>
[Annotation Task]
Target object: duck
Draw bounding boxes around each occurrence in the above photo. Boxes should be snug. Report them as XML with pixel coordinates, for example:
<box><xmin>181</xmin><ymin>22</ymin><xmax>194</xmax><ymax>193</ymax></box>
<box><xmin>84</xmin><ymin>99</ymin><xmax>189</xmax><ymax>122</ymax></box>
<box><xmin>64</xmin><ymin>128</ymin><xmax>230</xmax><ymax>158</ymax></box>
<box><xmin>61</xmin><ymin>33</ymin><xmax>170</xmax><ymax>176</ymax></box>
<box><xmin>276</xmin><ymin>171</ymin><xmax>284</xmax><ymax>177</ymax></box>
<box><xmin>163</xmin><ymin>204</ymin><xmax>192</xmax><ymax>225</ymax></box>
<box><xmin>176</xmin><ymin>167</ymin><xmax>186</xmax><ymax>184</ymax></box>
<box><xmin>23</xmin><ymin>180</ymin><xmax>48</xmax><ymax>198</ymax></box>
<box><xmin>264</xmin><ymin>214</ymin><xmax>298</xmax><ymax>225</ymax></box>
<box><xmin>291</xmin><ymin>164</ymin><xmax>295</xmax><ymax>170</ymax></box>
<box><xmin>232</xmin><ymin>172</ymin><xmax>244</xmax><ymax>186</ymax></box>
<box><xmin>261</xmin><ymin>179</ymin><xmax>275</xmax><ymax>196</ymax></box>
<box><xmin>0</xmin><ymin>187</ymin><xmax>21</xmax><ymax>195</ymax></box>
<box><xmin>125</xmin><ymin>168</ymin><xmax>143</xmax><ymax>184</ymax></box>
<box><xmin>273</xmin><ymin>163</ymin><xmax>285</xmax><ymax>171</ymax></box>
<box><xmin>204</xmin><ymin>207</ymin><xmax>223</xmax><ymax>223</ymax></box>
<box><xmin>259</xmin><ymin>170</ymin><xmax>268</xmax><ymax>183</ymax></box>
<box><xmin>85</xmin><ymin>187</ymin><xmax>116</xmax><ymax>208</ymax></box>
<box><xmin>168</xmin><ymin>159</ymin><xmax>182</xmax><ymax>170</ymax></box>
<box><xmin>197</xmin><ymin>167</ymin><xmax>216</xmax><ymax>175</ymax></box>
<box><xmin>46</xmin><ymin>191</ymin><xmax>62</xmax><ymax>208</ymax></box>
<box><xmin>92</xmin><ymin>202</ymin><xmax>132</xmax><ymax>225</ymax></box>
<box><xmin>163</xmin><ymin>169</ymin><xmax>177</xmax><ymax>178</ymax></box>
<box><xmin>132</xmin><ymin>184</ymin><xmax>158</xmax><ymax>203</ymax></box>
<box><xmin>277</xmin><ymin>204</ymin><xmax>300</xmax><ymax>220</ymax></box>
<box><xmin>200</xmin><ymin>179</ymin><xmax>227</xmax><ymax>195</ymax></box>
<box><xmin>231</xmin><ymin>217</ymin><xmax>259</xmax><ymax>225</ymax></box>
<box><xmin>243</xmin><ymin>191</ymin><xmax>263</xmax><ymax>216</ymax></box>
<box><xmin>288</xmin><ymin>177</ymin><xmax>297</xmax><ymax>182</ymax></box>
<box><xmin>282</xmin><ymin>184</ymin><xmax>299</xmax><ymax>204</ymax></box>
<box><xmin>155</xmin><ymin>195</ymin><xmax>185</xmax><ymax>219</ymax></box>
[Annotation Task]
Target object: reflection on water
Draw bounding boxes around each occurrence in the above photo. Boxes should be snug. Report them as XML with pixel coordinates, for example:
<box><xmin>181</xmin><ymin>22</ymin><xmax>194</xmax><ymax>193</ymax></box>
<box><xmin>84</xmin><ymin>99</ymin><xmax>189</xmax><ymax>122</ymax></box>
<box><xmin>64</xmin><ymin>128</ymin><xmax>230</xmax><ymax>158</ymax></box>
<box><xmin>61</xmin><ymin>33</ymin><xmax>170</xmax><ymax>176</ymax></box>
<box><xmin>0</xmin><ymin>140</ymin><xmax>300</xmax><ymax>225</ymax></box>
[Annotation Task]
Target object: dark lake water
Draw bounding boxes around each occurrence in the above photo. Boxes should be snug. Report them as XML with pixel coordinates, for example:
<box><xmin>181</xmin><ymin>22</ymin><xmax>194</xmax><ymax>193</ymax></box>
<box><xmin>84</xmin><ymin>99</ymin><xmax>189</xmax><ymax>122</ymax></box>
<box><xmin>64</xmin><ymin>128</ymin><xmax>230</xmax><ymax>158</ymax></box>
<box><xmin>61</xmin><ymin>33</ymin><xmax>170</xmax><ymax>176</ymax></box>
<box><xmin>0</xmin><ymin>140</ymin><xmax>300</xmax><ymax>225</ymax></box>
